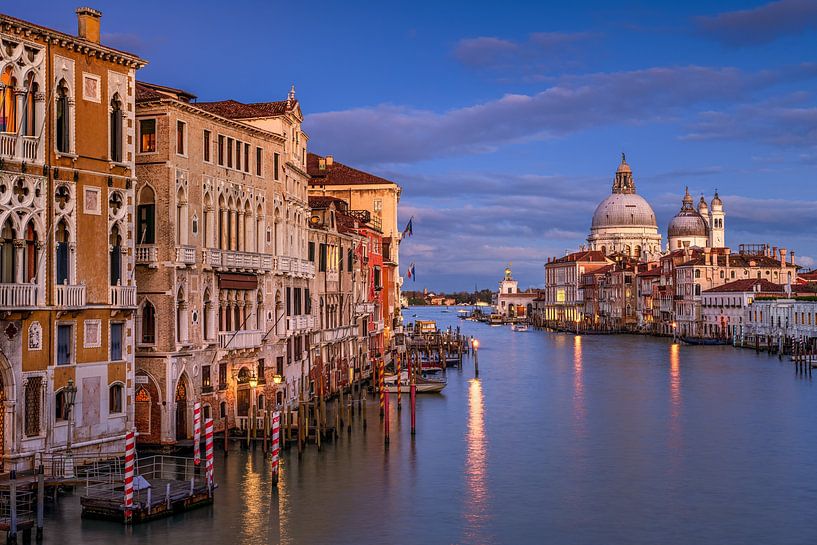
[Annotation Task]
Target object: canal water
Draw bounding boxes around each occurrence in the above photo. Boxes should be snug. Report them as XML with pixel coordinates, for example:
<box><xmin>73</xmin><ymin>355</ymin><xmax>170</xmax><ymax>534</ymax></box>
<box><xmin>43</xmin><ymin>306</ymin><xmax>817</xmax><ymax>545</ymax></box>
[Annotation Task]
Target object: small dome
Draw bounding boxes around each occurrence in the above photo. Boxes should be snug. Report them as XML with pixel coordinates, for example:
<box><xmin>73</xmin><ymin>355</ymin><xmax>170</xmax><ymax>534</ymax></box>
<box><xmin>591</xmin><ymin>193</ymin><xmax>657</xmax><ymax>229</ymax></box>
<box><xmin>668</xmin><ymin>213</ymin><xmax>708</xmax><ymax>238</ymax></box>
<box><xmin>698</xmin><ymin>195</ymin><xmax>708</xmax><ymax>213</ymax></box>
<box><xmin>711</xmin><ymin>191</ymin><xmax>723</xmax><ymax>206</ymax></box>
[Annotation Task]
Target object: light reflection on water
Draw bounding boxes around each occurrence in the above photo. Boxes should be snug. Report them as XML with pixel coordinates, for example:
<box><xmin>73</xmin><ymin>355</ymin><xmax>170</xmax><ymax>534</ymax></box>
<box><xmin>38</xmin><ymin>307</ymin><xmax>817</xmax><ymax>545</ymax></box>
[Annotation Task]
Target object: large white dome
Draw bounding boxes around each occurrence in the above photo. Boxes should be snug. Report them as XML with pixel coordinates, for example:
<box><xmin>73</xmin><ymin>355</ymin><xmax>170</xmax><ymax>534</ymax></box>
<box><xmin>591</xmin><ymin>193</ymin><xmax>657</xmax><ymax>229</ymax></box>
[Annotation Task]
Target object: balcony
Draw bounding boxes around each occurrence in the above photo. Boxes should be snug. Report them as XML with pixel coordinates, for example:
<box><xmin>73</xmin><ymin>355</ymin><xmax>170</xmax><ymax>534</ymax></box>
<box><xmin>0</xmin><ymin>283</ymin><xmax>38</xmax><ymax>309</ymax></box>
<box><xmin>321</xmin><ymin>325</ymin><xmax>358</xmax><ymax>343</ymax></box>
<box><xmin>205</xmin><ymin>249</ymin><xmax>273</xmax><ymax>273</ymax></box>
<box><xmin>356</xmin><ymin>302</ymin><xmax>375</xmax><ymax>315</ymax></box>
<box><xmin>276</xmin><ymin>257</ymin><xmax>315</xmax><ymax>278</ymax></box>
<box><xmin>0</xmin><ymin>133</ymin><xmax>41</xmax><ymax>163</ymax></box>
<box><xmin>218</xmin><ymin>329</ymin><xmax>262</xmax><ymax>351</ymax></box>
<box><xmin>135</xmin><ymin>244</ymin><xmax>158</xmax><ymax>265</ymax></box>
<box><xmin>286</xmin><ymin>315</ymin><xmax>315</xmax><ymax>335</ymax></box>
<box><xmin>109</xmin><ymin>285</ymin><xmax>137</xmax><ymax>308</ymax></box>
<box><xmin>327</xmin><ymin>271</ymin><xmax>339</xmax><ymax>283</ymax></box>
<box><xmin>21</xmin><ymin>136</ymin><xmax>38</xmax><ymax>162</ymax></box>
<box><xmin>55</xmin><ymin>284</ymin><xmax>86</xmax><ymax>308</ymax></box>
<box><xmin>176</xmin><ymin>245</ymin><xmax>196</xmax><ymax>266</ymax></box>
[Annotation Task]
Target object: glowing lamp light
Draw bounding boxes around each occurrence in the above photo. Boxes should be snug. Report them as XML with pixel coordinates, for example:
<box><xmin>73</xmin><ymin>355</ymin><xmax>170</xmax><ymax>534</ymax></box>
<box><xmin>671</xmin><ymin>321</ymin><xmax>677</xmax><ymax>329</ymax></box>
<box><xmin>272</xmin><ymin>374</ymin><xmax>283</xmax><ymax>385</ymax></box>
<box><xmin>472</xmin><ymin>339</ymin><xmax>480</xmax><ymax>350</ymax></box>
<box><xmin>248</xmin><ymin>372</ymin><xmax>259</xmax><ymax>389</ymax></box>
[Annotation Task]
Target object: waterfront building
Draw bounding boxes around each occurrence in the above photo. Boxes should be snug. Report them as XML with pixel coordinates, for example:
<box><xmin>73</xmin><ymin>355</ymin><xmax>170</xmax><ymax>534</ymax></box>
<box><xmin>597</xmin><ymin>256</ymin><xmax>639</xmax><ymax>331</ymax></box>
<box><xmin>747</xmin><ymin>297</ymin><xmax>817</xmax><ymax>341</ymax></box>
<box><xmin>307</xmin><ymin>153</ymin><xmax>402</xmax><ymax>364</ymax></box>
<box><xmin>701</xmin><ymin>279</ymin><xmax>784</xmax><ymax>339</ymax></box>
<box><xmin>667</xmin><ymin>188</ymin><xmax>725</xmax><ymax>251</ymax></box>
<box><xmin>0</xmin><ymin>9</ymin><xmax>145</xmax><ymax>469</ymax></box>
<box><xmin>134</xmin><ymin>82</ymin><xmax>313</xmax><ymax>444</ymax></box>
<box><xmin>587</xmin><ymin>156</ymin><xmax>661</xmax><ymax>260</ymax></box>
<box><xmin>635</xmin><ymin>264</ymin><xmax>662</xmax><ymax>332</ymax></box>
<box><xmin>539</xmin><ymin>250</ymin><xmax>612</xmax><ymax>328</ymax></box>
<box><xmin>495</xmin><ymin>265</ymin><xmax>537</xmax><ymax>319</ymax></box>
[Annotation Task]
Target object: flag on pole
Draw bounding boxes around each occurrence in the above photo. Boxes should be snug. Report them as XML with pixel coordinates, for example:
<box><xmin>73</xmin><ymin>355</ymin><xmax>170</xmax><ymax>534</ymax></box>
<box><xmin>407</xmin><ymin>262</ymin><xmax>416</xmax><ymax>282</ymax></box>
<box><xmin>401</xmin><ymin>217</ymin><xmax>414</xmax><ymax>240</ymax></box>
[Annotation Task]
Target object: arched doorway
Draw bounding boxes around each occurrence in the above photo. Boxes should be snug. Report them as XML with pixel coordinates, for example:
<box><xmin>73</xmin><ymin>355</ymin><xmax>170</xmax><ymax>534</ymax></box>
<box><xmin>175</xmin><ymin>377</ymin><xmax>189</xmax><ymax>440</ymax></box>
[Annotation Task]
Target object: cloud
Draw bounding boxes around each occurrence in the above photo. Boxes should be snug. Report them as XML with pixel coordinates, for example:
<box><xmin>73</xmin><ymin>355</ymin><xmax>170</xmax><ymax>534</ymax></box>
<box><xmin>452</xmin><ymin>32</ymin><xmax>594</xmax><ymax>74</ymax></box>
<box><xmin>696</xmin><ymin>0</ymin><xmax>817</xmax><ymax>46</ymax></box>
<box><xmin>305</xmin><ymin>64</ymin><xmax>817</xmax><ymax>166</ymax></box>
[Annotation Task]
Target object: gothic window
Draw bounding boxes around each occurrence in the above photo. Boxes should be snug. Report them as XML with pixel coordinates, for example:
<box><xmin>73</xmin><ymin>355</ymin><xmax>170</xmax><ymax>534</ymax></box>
<box><xmin>0</xmin><ymin>66</ymin><xmax>16</xmax><ymax>132</ymax></box>
<box><xmin>56</xmin><ymin>79</ymin><xmax>71</xmax><ymax>153</ymax></box>
<box><xmin>22</xmin><ymin>73</ymin><xmax>38</xmax><ymax>137</ymax></box>
<box><xmin>55</xmin><ymin>220</ymin><xmax>69</xmax><ymax>285</ymax></box>
<box><xmin>135</xmin><ymin>386</ymin><xmax>150</xmax><ymax>402</ymax></box>
<box><xmin>110</xmin><ymin>94</ymin><xmax>123</xmax><ymax>162</ymax></box>
<box><xmin>694</xmin><ymin>269</ymin><xmax>701</xmax><ymax>279</ymax></box>
<box><xmin>141</xmin><ymin>300</ymin><xmax>156</xmax><ymax>344</ymax></box>
<box><xmin>0</xmin><ymin>219</ymin><xmax>15</xmax><ymax>283</ymax></box>
<box><xmin>24</xmin><ymin>222</ymin><xmax>37</xmax><ymax>283</ymax></box>
<box><xmin>109</xmin><ymin>383</ymin><xmax>123</xmax><ymax>413</ymax></box>
<box><xmin>24</xmin><ymin>377</ymin><xmax>42</xmax><ymax>436</ymax></box>
<box><xmin>109</xmin><ymin>224</ymin><xmax>122</xmax><ymax>286</ymax></box>
<box><xmin>137</xmin><ymin>186</ymin><xmax>155</xmax><ymax>244</ymax></box>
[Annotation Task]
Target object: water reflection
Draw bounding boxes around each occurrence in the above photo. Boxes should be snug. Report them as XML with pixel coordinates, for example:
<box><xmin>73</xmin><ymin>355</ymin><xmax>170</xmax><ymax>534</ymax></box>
<box><xmin>668</xmin><ymin>343</ymin><xmax>683</xmax><ymax>461</ymax></box>
<box><xmin>464</xmin><ymin>378</ymin><xmax>489</xmax><ymax>544</ymax></box>
<box><xmin>573</xmin><ymin>335</ymin><xmax>585</xmax><ymax>428</ymax></box>
<box><xmin>240</xmin><ymin>454</ymin><xmax>263</xmax><ymax>545</ymax></box>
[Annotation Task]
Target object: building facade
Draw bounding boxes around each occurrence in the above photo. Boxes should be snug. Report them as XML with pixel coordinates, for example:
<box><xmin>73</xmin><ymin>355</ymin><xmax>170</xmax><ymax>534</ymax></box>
<box><xmin>0</xmin><ymin>9</ymin><xmax>145</xmax><ymax>469</ymax></box>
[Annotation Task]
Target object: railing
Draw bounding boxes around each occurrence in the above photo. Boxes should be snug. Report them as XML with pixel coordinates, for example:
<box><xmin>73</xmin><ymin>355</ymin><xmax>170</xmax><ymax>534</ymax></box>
<box><xmin>327</xmin><ymin>271</ymin><xmax>339</xmax><ymax>283</ymax></box>
<box><xmin>0</xmin><ymin>489</ymin><xmax>34</xmax><ymax>529</ymax></box>
<box><xmin>21</xmin><ymin>135</ymin><xmax>39</xmax><ymax>161</ymax></box>
<box><xmin>356</xmin><ymin>302</ymin><xmax>375</xmax><ymax>314</ymax></box>
<box><xmin>286</xmin><ymin>315</ymin><xmax>315</xmax><ymax>334</ymax></box>
<box><xmin>55</xmin><ymin>284</ymin><xmax>86</xmax><ymax>307</ymax></box>
<box><xmin>136</xmin><ymin>244</ymin><xmax>158</xmax><ymax>264</ymax></box>
<box><xmin>0</xmin><ymin>283</ymin><xmax>38</xmax><ymax>308</ymax></box>
<box><xmin>276</xmin><ymin>257</ymin><xmax>315</xmax><ymax>277</ymax></box>
<box><xmin>0</xmin><ymin>133</ymin><xmax>15</xmax><ymax>157</ymax></box>
<box><xmin>206</xmin><ymin>249</ymin><xmax>272</xmax><ymax>272</ymax></box>
<box><xmin>321</xmin><ymin>325</ymin><xmax>358</xmax><ymax>343</ymax></box>
<box><xmin>110</xmin><ymin>285</ymin><xmax>137</xmax><ymax>307</ymax></box>
<box><xmin>218</xmin><ymin>329</ymin><xmax>262</xmax><ymax>350</ymax></box>
<box><xmin>176</xmin><ymin>245</ymin><xmax>196</xmax><ymax>265</ymax></box>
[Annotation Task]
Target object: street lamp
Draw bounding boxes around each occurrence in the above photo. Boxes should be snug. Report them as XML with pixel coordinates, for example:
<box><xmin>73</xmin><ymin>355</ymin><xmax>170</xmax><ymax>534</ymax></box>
<box><xmin>671</xmin><ymin>321</ymin><xmax>678</xmax><ymax>343</ymax></box>
<box><xmin>272</xmin><ymin>374</ymin><xmax>283</xmax><ymax>385</ymax></box>
<box><xmin>575</xmin><ymin>316</ymin><xmax>581</xmax><ymax>335</ymax></box>
<box><xmin>64</xmin><ymin>378</ymin><xmax>78</xmax><ymax>478</ymax></box>
<box><xmin>471</xmin><ymin>338</ymin><xmax>480</xmax><ymax>377</ymax></box>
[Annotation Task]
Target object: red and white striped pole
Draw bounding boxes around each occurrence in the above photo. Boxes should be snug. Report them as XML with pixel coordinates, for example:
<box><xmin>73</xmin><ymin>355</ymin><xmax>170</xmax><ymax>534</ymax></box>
<box><xmin>205</xmin><ymin>417</ymin><xmax>214</xmax><ymax>492</ymax></box>
<box><xmin>271</xmin><ymin>411</ymin><xmax>281</xmax><ymax>487</ymax></box>
<box><xmin>124</xmin><ymin>429</ymin><xmax>135</xmax><ymax>522</ymax></box>
<box><xmin>193</xmin><ymin>402</ymin><xmax>201</xmax><ymax>466</ymax></box>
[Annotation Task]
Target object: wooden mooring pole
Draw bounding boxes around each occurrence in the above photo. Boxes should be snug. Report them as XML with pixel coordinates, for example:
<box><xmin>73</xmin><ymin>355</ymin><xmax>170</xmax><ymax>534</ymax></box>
<box><xmin>36</xmin><ymin>464</ymin><xmax>44</xmax><ymax>541</ymax></box>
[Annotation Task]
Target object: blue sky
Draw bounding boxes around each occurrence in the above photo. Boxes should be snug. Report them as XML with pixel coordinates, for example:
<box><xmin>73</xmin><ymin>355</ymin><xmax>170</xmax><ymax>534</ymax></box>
<box><xmin>15</xmin><ymin>1</ymin><xmax>817</xmax><ymax>291</ymax></box>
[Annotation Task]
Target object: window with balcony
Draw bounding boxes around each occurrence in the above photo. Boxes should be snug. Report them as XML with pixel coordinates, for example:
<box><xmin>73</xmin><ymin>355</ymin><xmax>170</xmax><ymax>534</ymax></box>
<box><xmin>109</xmin><ymin>225</ymin><xmax>122</xmax><ymax>286</ymax></box>
<box><xmin>109</xmin><ymin>383</ymin><xmax>123</xmax><ymax>414</ymax></box>
<box><xmin>139</xmin><ymin>119</ymin><xmax>156</xmax><ymax>153</ymax></box>
<box><xmin>0</xmin><ymin>219</ymin><xmax>15</xmax><ymax>283</ymax></box>
<box><xmin>57</xmin><ymin>324</ymin><xmax>73</xmax><ymax>365</ymax></box>
<box><xmin>1</xmin><ymin>66</ymin><xmax>17</xmax><ymax>133</ymax></box>
<box><xmin>141</xmin><ymin>300</ymin><xmax>156</xmax><ymax>344</ymax></box>
<box><xmin>56</xmin><ymin>79</ymin><xmax>71</xmax><ymax>153</ymax></box>
<box><xmin>55</xmin><ymin>219</ymin><xmax>69</xmax><ymax>285</ymax></box>
<box><xmin>110</xmin><ymin>94</ymin><xmax>123</xmax><ymax>162</ymax></box>
<box><xmin>110</xmin><ymin>322</ymin><xmax>123</xmax><ymax>361</ymax></box>
<box><xmin>22</xmin><ymin>73</ymin><xmax>38</xmax><ymax>137</ymax></box>
<box><xmin>137</xmin><ymin>185</ymin><xmax>155</xmax><ymax>244</ymax></box>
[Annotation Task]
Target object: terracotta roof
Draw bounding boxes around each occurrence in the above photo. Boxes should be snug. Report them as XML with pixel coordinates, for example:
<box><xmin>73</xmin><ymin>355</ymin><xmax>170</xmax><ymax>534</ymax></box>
<box><xmin>550</xmin><ymin>250</ymin><xmax>609</xmax><ymax>264</ymax></box>
<box><xmin>799</xmin><ymin>271</ymin><xmax>817</xmax><ymax>282</ymax></box>
<box><xmin>637</xmin><ymin>268</ymin><xmax>662</xmax><ymax>277</ymax></box>
<box><xmin>682</xmin><ymin>254</ymin><xmax>789</xmax><ymax>268</ymax></box>
<box><xmin>196</xmin><ymin>99</ymin><xmax>297</xmax><ymax>120</ymax></box>
<box><xmin>136</xmin><ymin>81</ymin><xmax>197</xmax><ymax>103</ymax></box>
<box><xmin>703</xmin><ymin>279</ymin><xmax>784</xmax><ymax>293</ymax></box>
<box><xmin>308</xmin><ymin>153</ymin><xmax>397</xmax><ymax>186</ymax></box>
<box><xmin>308</xmin><ymin>196</ymin><xmax>348</xmax><ymax>210</ymax></box>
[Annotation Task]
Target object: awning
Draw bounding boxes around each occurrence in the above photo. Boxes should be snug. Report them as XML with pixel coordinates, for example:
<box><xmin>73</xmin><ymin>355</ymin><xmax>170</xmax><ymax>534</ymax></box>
<box><xmin>218</xmin><ymin>273</ymin><xmax>258</xmax><ymax>290</ymax></box>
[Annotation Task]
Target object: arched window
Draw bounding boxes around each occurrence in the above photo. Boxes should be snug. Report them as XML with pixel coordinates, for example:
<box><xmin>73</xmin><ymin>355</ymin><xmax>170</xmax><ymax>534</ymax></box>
<box><xmin>0</xmin><ymin>67</ymin><xmax>16</xmax><ymax>133</ymax></box>
<box><xmin>694</xmin><ymin>269</ymin><xmax>701</xmax><ymax>279</ymax></box>
<box><xmin>110</xmin><ymin>94</ymin><xmax>123</xmax><ymax>162</ymax></box>
<box><xmin>23</xmin><ymin>73</ymin><xmax>37</xmax><ymax>137</ymax></box>
<box><xmin>109</xmin><ymin>224</ymin><xmax>122</xmax><ymax>286</ymax></box>
<box><xmin>720</xmin><ymin>270</ymin><xmax>725</xmax><ymax>279</ymax></box>
<box><xmin>55</xmin><ymin>219</ymin><xmax>69</xmax><ymax>285</ymax></box>
<box><xmin>24</xmin><ymin>221</ymin><xmax>37</xmax><ymax>283</ymax></box>
<box><xmin>0</xmin><ymin>219</ymin><xmax>15</xmax><ymax>283</ymax></box>
<box><xmin>55</xmin><ymin>389</ymin><xmax>69</xmax><ymax>421</ymax></box>
<box><xmin>109</xmin><ymin>383</ymin><xmax>123</xmax><ymax>414</ymax></box>
<box><xmin>177</xmin><ymin>288</ymin><xmax>186</xmax><ymax>343</ymax></box>
<box><xmin>694</xmin><ymin>284</ymin><xmax>701</xmax><ymax>296</ymax></box>
<box><xmin>56</xmin><ymin>79</ymin><xmax>70</xmax><ymax>153</ymax></box>
<box><xmin>219</xmin><ymin>401</ymin><xmax>227</xmax><ymax>419</ymax></box>
<box><xmin>141</xmin><ymin>300</ymin><xmax>156</xmax><ymax>344</ymax></box>
<box><xmin>137</xmin><ymin>186</ymin><xmax>156</xmax><ymax>244</ymax></box>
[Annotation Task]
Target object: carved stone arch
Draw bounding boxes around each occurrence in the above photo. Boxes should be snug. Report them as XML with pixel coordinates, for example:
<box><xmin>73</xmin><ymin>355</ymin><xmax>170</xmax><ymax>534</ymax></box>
<box><xmin>138</xmin><ymin>182</ymin><xmax>156</xmax><ymax>205</ymax></box>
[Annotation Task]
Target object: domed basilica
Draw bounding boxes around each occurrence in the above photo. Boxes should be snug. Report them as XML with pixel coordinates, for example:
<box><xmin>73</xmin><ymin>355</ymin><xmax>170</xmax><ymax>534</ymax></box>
<box><xmin>587</xmin><ymin>155</ymin><xmax>725</xmax><ymax>259</ymax></box>
<box><xmin>587</xmin><ymin>155</ymin><xmax>662</xmax><ymax>259</ymax></box>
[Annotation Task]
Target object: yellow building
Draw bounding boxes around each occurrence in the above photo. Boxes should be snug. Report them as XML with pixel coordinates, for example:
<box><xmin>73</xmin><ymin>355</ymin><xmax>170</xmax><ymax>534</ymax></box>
<box><xmin>0</xmin><ymin>9</ymin><xmax>145</xmax><ymax>470</ymax></box>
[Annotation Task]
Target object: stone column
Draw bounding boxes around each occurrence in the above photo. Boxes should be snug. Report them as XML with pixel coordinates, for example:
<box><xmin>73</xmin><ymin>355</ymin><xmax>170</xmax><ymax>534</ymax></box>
<box><xmin>13</xmin><ymin>239</ymin><xmax>24</xmax><ymax>284</ymax></box>
<box><xmin>179</xmin><ymin>302</ymin><xmax>189</xmax><ymax>344</ymax></box>
<box><xmin>220</xmin><ymin>208</ymin><xmax>229</xmax><ymax>250</ymax></box>
<box><xmin>230</xmin><ymin>210</ymin><xmax>238</xmax><ymax>251</ymax></box>
<box><xmin>237</xmin><ymin>211</ymin><xmax>245</xmax><ymax>252</ymax></box>
<box><xmin>35</xmin><ymin>241</ymin><xmax>45</xmax><ymax>305</ymax></box>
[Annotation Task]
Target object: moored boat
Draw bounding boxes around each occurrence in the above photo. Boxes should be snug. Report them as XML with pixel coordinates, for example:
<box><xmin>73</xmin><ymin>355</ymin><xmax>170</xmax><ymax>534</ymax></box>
<box><xmin>680</xmin><ymin>336</ymin><xmax>729</xmax><ymax>346</ymax></box>
<box><xmin>384</xmin><ymin>371</ymin><xmax>446</xmax><ymax>393</ymax></box>
<box><xmin>512</xmin><ymin>323</ymin><xmax>529</xmax><ymax>332</ymax></box>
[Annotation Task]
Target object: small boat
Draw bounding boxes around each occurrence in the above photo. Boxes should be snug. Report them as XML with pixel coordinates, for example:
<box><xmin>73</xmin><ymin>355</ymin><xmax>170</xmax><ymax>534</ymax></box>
<box><xmin>384</xmin><ymin>371</ymin><xmax>446</xmax><ymax>393</ymax></box>
<box><xmin>489</xmin><ymin>314</ymin><xmax>503</xmax><ymax>326</ymax></box>
<box><xmin>512</xmin><ymin>324</ymin><xmax>529</xmax><ymax>332</ymax></box>
<box><xmin>680</xmin><ymin>337</ymin><xmax>729</xmax><ymax>346</ymax></box>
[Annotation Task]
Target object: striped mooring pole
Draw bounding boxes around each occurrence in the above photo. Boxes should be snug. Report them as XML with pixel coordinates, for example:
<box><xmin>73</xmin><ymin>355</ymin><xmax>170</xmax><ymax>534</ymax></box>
<box><xmin>378</xmin><ymin>360</ymin><xmax>385</xmax><ymax>417</ymax></box>
<box><xmin>271</xmin><ymin>411</ymin><xmax>281</xmax><ymax>487</ymax></box>
<box><xmin>205</xmin><ymin>417</ymin><xmax>214</xmax><ymax>493</ymax></box>
<box><xmin>193</xmin><ymin>402</ymin><xmax>202</xmax><ymax>466</ymax></box>
<box><xmin>124</xmin><ymin>429</ymin><xmax>136</xmax><ymax>522</ymax></box>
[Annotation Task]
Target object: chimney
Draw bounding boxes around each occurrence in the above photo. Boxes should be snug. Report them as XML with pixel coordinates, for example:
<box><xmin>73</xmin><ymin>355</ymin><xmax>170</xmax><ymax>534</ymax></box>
<box><xmin>318</xmin><ymin>158</ymin><xmax>326</xmax><ymax>170</ymax></box>
<box><xmin>325</xmin><ymin>155</ymin><xmax>334</xmax><ymax>167</ymax></box>
<box><xmin>704</xmin><ymin>247</ymin><xmax>711</xmax><ymax>266</ymax></box>
<box><xmin>76</xmin><ymin>7</ymin><xmax>102</xmax><ymax>44</ymax></box>
<box><xmin>772</xmin><ymin>246</ymin><xmax>778</xmax><ymax>259</ymax></box>
<box><xmin>790</xmin><ymin>250</ymin><xmax>795</xmax><ymax>265</ymax></box>
<box><xmin>724</xmin><ymin>248</ymin><xmax>731</xmax><ymax>271</ymax></box>
<box><xmin>779</xmin><ymin>248</ymin><xmax>787</xmax><ymax>267</ymax></box>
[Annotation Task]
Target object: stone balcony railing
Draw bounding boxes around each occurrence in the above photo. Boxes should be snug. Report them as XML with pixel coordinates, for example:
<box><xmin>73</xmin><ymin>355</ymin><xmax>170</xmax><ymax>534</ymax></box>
<box><xmin>55</xmin><ymin>284</ymin><xmax>86</xmax><ymax>308</ymax></box>
<box><xmin>218</xmin><ymin>329</ymin><xmax>262</xmax><ymax>351</ymax></box>
<box><xmin>276</xmin><ymin>257</ymin><xmax>315</xmax><ymax>278</ymax></box>
<box><xmin>109</xmin><ymin>285</ymin><xmax>137</xmax><ymax>308</ymax></box>
<box><xmin>0</xmin><ymin>133</ymin><xmax>41</xmax><ymax>163</ymax></box>
<box><xmin>206</xmin><ymin>249</ymin><xmax>273</xmax><ymax>272</ymax></box>
<box><xmin>135</xmin><ymin>244</ymin><xmax>158</xmax><ymax>265</ymax></box>
<box><xmin>355</xmin><ymin>302</ymin><xmax>375</xmax><ymax>315</ymax></box>
<box><xmin>321</xmin><ymin>325</ymin><xmax>358</xmax><ymax>343</ymax></box>
<box><xmin>286</xmin><ymin>315</ymin><xmax>315</xmax><ymax>335</ymax></box>
<box><xmin>176</xmin><ymin>245</ymin><xmax>196</xmax><ymax>265</ymax></box>
<box><xmin>0</xmin><ymin>283</ymin><xmax>38</xmax><ymax>308</ymax></box>
<box><xmin>326</xmin><ymin>271</ymin><xmax>339</xmax><ymax>283</ymax></box>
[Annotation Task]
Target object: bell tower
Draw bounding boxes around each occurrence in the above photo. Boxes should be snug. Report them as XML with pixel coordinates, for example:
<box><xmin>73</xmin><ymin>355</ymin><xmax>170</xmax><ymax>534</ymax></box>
<box><xmin>709</xmin><ymin>191</ymin><xmax>725</xmax><ymax>248</ymax></box>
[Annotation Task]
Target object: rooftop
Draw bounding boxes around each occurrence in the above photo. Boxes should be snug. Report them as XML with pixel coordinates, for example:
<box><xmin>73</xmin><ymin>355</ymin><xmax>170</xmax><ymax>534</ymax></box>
<box><xmin>308</xmin><ymin>153</ymin><xmax>397</xmax><ymax>186</ymax></box>
<box><xmin>702</xmin><ymin>279</ymin><xmax>784</xmax><ymax>293</ymax></box>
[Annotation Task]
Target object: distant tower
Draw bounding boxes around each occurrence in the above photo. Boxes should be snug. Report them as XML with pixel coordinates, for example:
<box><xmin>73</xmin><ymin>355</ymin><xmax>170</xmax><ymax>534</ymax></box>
<box><xmin>499</xmin><ymin>264</ymin><xmax>518</xmax><ymax>295</ymax></box>
<box><xmin>697</xmin><ymin>195</ymin><xmax>710</xmax><ymax>230</ymax></box>
<box><xmin>709</xmin><ymin>191</ymin><xmax>725</xmax><ymax>248</ymax></box>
